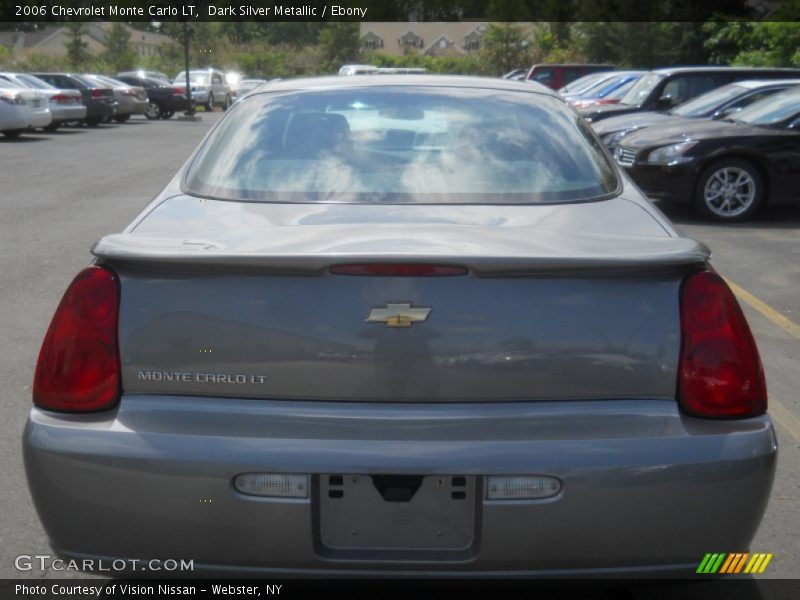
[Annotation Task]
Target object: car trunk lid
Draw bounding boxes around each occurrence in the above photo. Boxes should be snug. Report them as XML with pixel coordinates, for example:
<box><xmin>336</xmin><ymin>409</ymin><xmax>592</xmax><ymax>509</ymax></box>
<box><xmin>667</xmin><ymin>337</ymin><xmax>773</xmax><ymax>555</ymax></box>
<box><xmin>100</xmin><ymin>195</ymin><xmax>704</xmax><ymax>402</ymax></box>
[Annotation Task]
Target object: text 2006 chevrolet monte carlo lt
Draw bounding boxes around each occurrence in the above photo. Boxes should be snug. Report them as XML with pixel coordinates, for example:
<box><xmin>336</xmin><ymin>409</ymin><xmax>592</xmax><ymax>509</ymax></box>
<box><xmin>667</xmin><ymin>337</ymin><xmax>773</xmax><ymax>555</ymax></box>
<box><xmin>23</xmin><ymin>76</ymin><xmax>775</xmax><ymax>577</ymax></box>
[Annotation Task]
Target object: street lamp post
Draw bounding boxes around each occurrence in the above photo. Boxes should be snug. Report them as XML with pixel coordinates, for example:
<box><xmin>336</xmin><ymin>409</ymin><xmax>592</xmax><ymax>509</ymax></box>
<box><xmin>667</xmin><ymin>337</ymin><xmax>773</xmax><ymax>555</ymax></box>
<box><xmin>183</xmin><ymin>21</ymin><xmax>194</xmax><ymax>116</ymax></box>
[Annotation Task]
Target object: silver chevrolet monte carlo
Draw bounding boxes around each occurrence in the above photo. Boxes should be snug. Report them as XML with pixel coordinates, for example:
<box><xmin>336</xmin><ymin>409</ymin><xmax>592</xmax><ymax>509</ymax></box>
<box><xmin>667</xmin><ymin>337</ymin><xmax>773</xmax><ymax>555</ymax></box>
<box><xmin>24</xmin><ymin>76</ymin><xmax>775</xmax><ymax>577</ymax></box>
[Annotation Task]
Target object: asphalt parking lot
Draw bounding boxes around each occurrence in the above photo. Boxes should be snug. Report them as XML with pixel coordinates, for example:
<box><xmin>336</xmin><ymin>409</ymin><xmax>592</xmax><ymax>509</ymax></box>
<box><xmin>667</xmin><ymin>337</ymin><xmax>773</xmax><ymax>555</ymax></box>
<box><xmin>0</xmin><ymin>113</ymin><xmax>798</xmax><ymax>583</ymax></box>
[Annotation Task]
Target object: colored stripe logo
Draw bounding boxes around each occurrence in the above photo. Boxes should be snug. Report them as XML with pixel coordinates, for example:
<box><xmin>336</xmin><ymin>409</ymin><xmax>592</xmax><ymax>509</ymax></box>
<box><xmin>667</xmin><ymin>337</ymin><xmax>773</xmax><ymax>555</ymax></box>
<box><xmin>697</xmin><ymin>553</ymin><xmax>773</xmax><ymax>574</ymax></box>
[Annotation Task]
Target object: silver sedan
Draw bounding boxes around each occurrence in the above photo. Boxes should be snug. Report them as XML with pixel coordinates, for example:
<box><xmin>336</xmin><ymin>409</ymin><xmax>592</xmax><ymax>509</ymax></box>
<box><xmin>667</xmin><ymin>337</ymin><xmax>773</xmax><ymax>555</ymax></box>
<box><xmin>24</xmin><ymin>76</ymin><xmax>775</xmax><ymax>577</ymax></box>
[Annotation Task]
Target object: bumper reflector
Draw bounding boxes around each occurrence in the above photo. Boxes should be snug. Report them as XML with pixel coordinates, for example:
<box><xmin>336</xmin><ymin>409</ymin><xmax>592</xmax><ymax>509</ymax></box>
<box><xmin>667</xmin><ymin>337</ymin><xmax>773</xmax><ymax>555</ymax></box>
<box><xmin>234</xmin><ymin>473</ymin><xmax>309</xmax><ymax>498</ymax></box>
<box><xmin>486</xmin><ymin>475</ymin><xmax>561</xmax><ymax>500</ymax></box>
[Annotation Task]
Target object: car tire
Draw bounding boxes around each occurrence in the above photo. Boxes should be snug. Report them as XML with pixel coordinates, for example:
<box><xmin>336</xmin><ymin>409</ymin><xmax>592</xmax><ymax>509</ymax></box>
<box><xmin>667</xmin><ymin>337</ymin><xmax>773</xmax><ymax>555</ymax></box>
<box><xmin>206</xmin><ymin>93</ymin><xmax>214</xmax><ymax>112</ymax></box>
<box><xmin>44</xmin><ymin>123</ymin><xmax>60</xmax><ymax>132</ymax></box>
<box><xmin>114</xmin><ymin>115</ymin><xmax>130</xmax><ymax>123</ymax></box>
<box><xmin>2</xmin><ymin>130</ymin><xmax>22</xmax><ymax>139</ymax></box>
<box><xmin>222</xmin><ymin>94</ymin><xmax>230</xmax><ymax>111</ymax></box>
<box><xmin>160</xmin><ymin>111</ymin><xmax>174</xmax><ymax>120</ymax></box>
<box><xmin>145</xmin><ymin>101</ymin><xmax>162</xmax><ymax>120</ymax></box>
<box><xmin>694</xmin><ymin>159</ymin><xmax>764</xmax><ymax>222</ymax></box>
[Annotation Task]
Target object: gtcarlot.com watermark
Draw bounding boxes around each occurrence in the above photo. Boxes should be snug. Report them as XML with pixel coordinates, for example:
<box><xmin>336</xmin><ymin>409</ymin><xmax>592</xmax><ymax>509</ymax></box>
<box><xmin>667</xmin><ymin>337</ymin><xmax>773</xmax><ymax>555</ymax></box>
<box><xmin>15</xmin><ymin>554</ymin><xmax>194</xmax><ymax>573</ymax></box>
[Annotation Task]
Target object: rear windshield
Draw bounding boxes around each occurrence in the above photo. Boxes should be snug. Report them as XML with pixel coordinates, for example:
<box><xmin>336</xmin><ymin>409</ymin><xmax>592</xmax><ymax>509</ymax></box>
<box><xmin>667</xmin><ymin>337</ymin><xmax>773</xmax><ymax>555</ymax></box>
<box><xmin>185</xmin><ymin>86</ymin><xmax>618</xmax><ymax>204</ymax></box>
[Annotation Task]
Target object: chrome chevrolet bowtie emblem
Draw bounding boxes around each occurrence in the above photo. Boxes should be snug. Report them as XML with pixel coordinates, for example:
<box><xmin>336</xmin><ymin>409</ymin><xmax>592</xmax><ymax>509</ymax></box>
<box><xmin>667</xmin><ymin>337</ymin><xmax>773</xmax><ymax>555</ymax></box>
<box><xmin>366</xmin><ymin>303</ymin><xmax>431</xmax><ymax>328</ymax></box>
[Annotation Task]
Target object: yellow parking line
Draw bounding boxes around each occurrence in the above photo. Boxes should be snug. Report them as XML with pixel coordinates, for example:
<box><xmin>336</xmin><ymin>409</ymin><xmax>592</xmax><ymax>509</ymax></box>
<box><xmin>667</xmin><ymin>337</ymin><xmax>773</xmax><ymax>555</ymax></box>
<box><xmin>725</xmin><ymin>278</ymin><xmax>800</xmax><ymax>341</ymax></box>
<box><xmin>722</xmin><ymin>278</ymin><xmax>800</xmax><ymax>441</ymax></box>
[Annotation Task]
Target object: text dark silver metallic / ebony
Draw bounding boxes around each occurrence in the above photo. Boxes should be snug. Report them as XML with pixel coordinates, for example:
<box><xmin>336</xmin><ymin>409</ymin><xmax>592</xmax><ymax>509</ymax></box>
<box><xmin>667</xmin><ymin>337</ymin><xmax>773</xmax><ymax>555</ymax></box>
<box><xmin>24</xmin><ymin>76</ymin><xmax>776</xmax><ymax>577</ymax></box>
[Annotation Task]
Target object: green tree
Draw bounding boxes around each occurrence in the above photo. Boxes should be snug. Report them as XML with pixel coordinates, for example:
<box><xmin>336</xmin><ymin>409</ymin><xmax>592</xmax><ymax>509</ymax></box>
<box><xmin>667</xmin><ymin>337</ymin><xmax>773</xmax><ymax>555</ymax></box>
<box><xmin>480</xmin><ymin>23</ymin><xmax>531</xmax><ymax>75</ymax></box>
<box><xmin>104</xmin><ymin>22</ymin><xmax>136</xmax><ymax>71</ymax></box>
<box><xmin>65</xmin><ymin>23</ymin><xmax>90</xmax><ymax>69</ymax></box>
<box><xmin>319</xmin><ymin>23</ymin><xmax>360</xmax><ymax>70</ymax></box>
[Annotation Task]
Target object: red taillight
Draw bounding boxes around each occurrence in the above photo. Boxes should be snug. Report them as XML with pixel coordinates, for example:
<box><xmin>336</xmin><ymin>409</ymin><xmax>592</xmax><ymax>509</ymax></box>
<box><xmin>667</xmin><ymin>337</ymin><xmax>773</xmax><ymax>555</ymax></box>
<box><xmin>33</xmin><ymin>266</ymin><xmax>120</xmax><ymax>412</ymax></box>
<box><xmin>91</xmin><ymin>89</ymin><xmax>104</xmax><ymax>98</ymax></box>
<box><xmin>678</xmin><ymin>270</ymin><xmax>766</xmax><ymax>419</ymax></box>
<box><xmin>49</xmin><ymin>93</ymin><xmax>69</xmax><ymax>103</ymax></box>
<box><xmin>174</xmin><ymin>86</ymin><xmax>185</xmax><ymax>94</ymax></box>
<box><xmin>330</xmin><ymin>264</ymin><xmax>468</xmax><ymax>276</ymax></box>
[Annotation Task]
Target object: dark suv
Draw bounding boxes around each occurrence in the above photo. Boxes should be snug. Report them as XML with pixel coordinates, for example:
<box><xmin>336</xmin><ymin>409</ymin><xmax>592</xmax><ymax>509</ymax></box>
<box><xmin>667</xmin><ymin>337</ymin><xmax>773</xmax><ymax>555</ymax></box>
<box><xmin>581</xmin><ymin>66</ymin><xmax>800</xmax><ymax>122</ymax></box>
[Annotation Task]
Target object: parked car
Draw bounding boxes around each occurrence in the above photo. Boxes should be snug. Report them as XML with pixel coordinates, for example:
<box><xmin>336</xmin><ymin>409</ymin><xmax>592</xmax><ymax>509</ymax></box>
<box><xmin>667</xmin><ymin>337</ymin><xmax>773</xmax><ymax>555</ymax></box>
<box><xmin>561</xmin><ymin>71</ymin><xmax>641</xmax><ymax>100</ymax></box>
<box><xmin>115</xmin><ymin>74</ymin><xmax>190</xmax><ymax>119</ymax></box>
<box><xmin>230</xmin><ymin>78</ymin><xmax>268</xmax><ymax>102</ymax></box>
<box><xmin>570</xmin><ymin>79</ymin><xmax>640</xmax><ymax>110</ymax></box>
<box><xmin>612</xmin><ymin>86</ymin><xmax>800</xmax><ymax>221</ymax></box>
<box><xmin>338</xmin><ymin>64</ymin><xmax>380</xmax><ymax>76</ymax></box>
<box><xmin>0</xmin><ymin>78</ymin><xmax>51</xmax><ymax>138</ymax></box>
<box><xmin>564</xmin><ymin>71</ymin><xmax>645</xmax><ymax>107</ymax></box>
<box><xmin>32</xmin><ymin>73</ymin><xmax>116</xmax><ymax>126</ymax></box>
<box><xmin>526</xmin><ymin>63</ymin><xmax>614</xmax><ymax>90</ymax></box>
<box><xmin>558</xmin><ymin>71</ymin><xmax>617</xmax><ymax>94</ymax></box>
<box><xmin>25</xmin><ymin>75</ymin><xmax>774</xmax><ymax>577</ymax></box>
<box><xmin>581</xmin><ymin>66</ymin><xmax>800</xmax><ymax>123</ymax></box>
<box><xmin>173</xmin><ymin>69</ymin><xmax>231</xmax><ymax>112</ymax></box>
<box><xmin>594</xmin><ymin>79</ymin><xmax>800</xmax><ymax>148</ymax></box>
<box><xmin>117</xmin><ymin>70</ymin><xmax>170</xmax><ymax>84</ymax></box>
<box><xmin>82</xmin><ymin>74</ymin><xmax>148</xmax><ymax>123</ymax></box>
<box><xmin>501</xmin><ymin>68</ymin><xmax>527</xmax><ymax>80</ymax></box>
<box><xmin>0</xmin><ymin>72</ymin><xmax>84</xmax><ymax>131</ymax></box>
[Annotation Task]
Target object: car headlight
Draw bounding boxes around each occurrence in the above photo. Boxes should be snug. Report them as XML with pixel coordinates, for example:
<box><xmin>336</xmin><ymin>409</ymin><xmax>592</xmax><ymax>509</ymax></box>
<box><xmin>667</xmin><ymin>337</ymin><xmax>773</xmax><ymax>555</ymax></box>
<box><xmin>646</xmin><ymin>141</ymin><xmax>697</xmax><ymax>165</ymax></box>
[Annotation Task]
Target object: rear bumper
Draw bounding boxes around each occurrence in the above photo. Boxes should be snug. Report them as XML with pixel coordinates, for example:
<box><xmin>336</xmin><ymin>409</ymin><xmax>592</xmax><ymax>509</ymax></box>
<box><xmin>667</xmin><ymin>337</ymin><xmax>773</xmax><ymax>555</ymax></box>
<box><xmin>116</xmin><ymin>97</ymin><xmax>149</xmax><ymax>116</ymax></box>
<box><xmin>29</xmin><ymin>108</ymin><xmax>52</xmax><ymax>128</ymax></box>
<box><xmin>24</xmin><ymin>397</ymin><xmax>776</xmax><ymax>577</ymax></box>
<box><xmin>50</xmin><ymin>104</ymin><xmax>87</xmax><ymax>122</ymax></box>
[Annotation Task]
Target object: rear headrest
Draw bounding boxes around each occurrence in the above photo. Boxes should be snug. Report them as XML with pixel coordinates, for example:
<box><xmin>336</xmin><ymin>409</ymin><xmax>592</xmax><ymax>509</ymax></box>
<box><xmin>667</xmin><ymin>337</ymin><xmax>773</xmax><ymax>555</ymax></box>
<box><xmin>284</xmin><ymin>112</ymin><xmax>351</xmax><ymax>157</ymax></box>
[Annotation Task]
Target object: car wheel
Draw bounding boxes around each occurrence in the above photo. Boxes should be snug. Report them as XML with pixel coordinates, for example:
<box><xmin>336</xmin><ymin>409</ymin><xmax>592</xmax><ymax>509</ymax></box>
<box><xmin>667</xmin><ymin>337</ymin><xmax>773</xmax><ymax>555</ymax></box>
<box><xmin>44</xmin><ymin>123</ymin><xmax>60</xmax><ymax>132</ymax></box>
<box><xmin>206</xmin><ymin>93</ymin><xmax>214</xmax><ymax>112</ymax></box>
<box><xmin>2</xmin><ymin>130</ymin><xmax>22</xmax><ymax>139</ymax></box>
<box><xmin>694</xmin><ymin>159</ymin><xmax>764</xmax><ymax>221</ymax></box>
<box><xmin>222</xmin><ymin>94</ymin><xmax>231</xmax><ymax>111</ymax></box>
<box><xmin>114</xmin><ymin>115</ymin><xmax>130</xmax><ymax>123</ymax></box>
<box><xmin>160</xmin><ymin>111</ymin><xmax>174</xmax><ymax>120</ymax></box>
<box><xmin>145</xmin><ymin>101</ymin><xmax>161</xmax><ymax>120</ymax></box>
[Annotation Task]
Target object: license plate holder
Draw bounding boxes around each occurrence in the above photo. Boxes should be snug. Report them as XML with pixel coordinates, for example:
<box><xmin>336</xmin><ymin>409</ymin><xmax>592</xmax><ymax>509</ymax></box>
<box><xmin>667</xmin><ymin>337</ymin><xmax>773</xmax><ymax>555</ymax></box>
<box><xmin>317</xmin><ymin>474</ymin><xmax>478</xmax><ymax>558</ymax></box>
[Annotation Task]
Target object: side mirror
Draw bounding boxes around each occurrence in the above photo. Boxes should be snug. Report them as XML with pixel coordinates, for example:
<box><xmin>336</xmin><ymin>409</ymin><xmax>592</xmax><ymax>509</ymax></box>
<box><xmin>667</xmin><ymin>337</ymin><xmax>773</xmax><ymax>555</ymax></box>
<box><xmin>656</xmin><ymin>94</ymin><xmax>674</xmax><ymax>110</ymax></box>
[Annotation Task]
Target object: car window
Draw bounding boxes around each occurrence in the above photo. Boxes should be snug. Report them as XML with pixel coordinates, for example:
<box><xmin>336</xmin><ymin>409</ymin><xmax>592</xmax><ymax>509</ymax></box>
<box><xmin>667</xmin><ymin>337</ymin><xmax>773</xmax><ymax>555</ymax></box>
<box><xmin>735</xmin><ymin>89</ymin><xmax>800</xmax><ymax>126</ymax></box>
<box><xmin>531</xmin><ymin>68</ymin><xmax>554</xmax><ymax>85</ymax></box>
<box><xmin>672</xmin><ymin>84</ymin><xmax>747</xmax><ymax>117</ymax></box>
<box><xmin>662</xmin><ymin>75</ymin><xmax>717</xmax><ymax>104</ymax></box>
<box><xmin>620</xmin><ymin>73</ymin><xmax>664</xmax><ymax>106</ymax></box>
<box><xmin>561</xmin><ymin>68</ymin><xmax>584</xmax><ymax>86</ymax></box>
<box><xmin>212</xmin><ymin>74</ymin><xmax>222</xmax><ymax>84</ymax></box>
<box><xmin>15</xmin><ymin>74</ymin><xmax>55</xmax><ymax>89</ymax></box>
<box><xmin>729</xmin><ymin>88</ymin><xmax>784</xmax><ymax>110</ymax></box>
<box><xmin>185</xmin><ymin>86</ymin><xmax>619</xmax><ymax>204</ymax></box>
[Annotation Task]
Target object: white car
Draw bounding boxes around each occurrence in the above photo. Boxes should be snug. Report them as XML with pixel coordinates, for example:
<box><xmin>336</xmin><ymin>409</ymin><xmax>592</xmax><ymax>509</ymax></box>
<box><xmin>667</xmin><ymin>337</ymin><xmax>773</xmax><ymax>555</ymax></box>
<box><xmin>0</xmin><ymin>72</ymin><xmax>85</xmax><ymax>131</ymax></box>
<box><xmin>0</xmin><ymin>79</ymin><xmax>52</xmax><ymax>139</ymax></box>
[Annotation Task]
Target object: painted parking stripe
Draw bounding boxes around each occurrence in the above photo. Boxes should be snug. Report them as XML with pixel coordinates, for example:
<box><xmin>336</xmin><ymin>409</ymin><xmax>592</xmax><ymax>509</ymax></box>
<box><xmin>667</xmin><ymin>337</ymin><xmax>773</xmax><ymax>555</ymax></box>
<box><xmin>723</xmin><ymin>277</ymin><xmax>800</xmax><ymax>442</ymax></box>
<box><xmin>725</xmin><ymin>278</ymin><xmax>800</xmax><ymax>341</ymax></box>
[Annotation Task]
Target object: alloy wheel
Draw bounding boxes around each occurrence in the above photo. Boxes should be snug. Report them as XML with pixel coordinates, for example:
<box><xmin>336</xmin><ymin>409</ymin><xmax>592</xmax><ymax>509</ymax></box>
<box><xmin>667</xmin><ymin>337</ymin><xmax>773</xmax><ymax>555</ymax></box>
<box><xmin>703</xmin><ymin>166</ymin><xmax>757</xmax><ymax>218</ymax></box>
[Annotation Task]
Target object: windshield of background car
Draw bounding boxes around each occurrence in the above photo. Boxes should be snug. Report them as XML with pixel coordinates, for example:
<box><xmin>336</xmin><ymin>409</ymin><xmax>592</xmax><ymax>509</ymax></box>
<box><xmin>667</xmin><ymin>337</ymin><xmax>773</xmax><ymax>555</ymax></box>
<box><xmin>559</xmin><ymin>72</ymin><xmax>605</xmax><ymax>93</ymax></box>
<box><xmin>672</xmin><ymin>84</ymin><xmax>746</xmax><ymax>117</ymax></box>
<box><xmin>620</xmin><ymin>73</ymin><xmax>664</xmax><ymax>106</ymax></box>
<box><xmin>185</xmin><ymin>86</ymin><xmax>619</xmax><ymax>204</ymax></box>
<box><xmin>733</xmin><ymin>89</ymin><xmax>800</xmax><ymax>125</ymax></box>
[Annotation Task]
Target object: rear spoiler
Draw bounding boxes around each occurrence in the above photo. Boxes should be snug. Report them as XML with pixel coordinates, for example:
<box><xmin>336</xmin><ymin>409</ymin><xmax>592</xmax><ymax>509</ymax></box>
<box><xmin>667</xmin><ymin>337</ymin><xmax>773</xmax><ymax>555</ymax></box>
<box><xmin>92</xmin><ymin>228</ymin><xmax>710</xmax><ymax>275</ymax></box>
